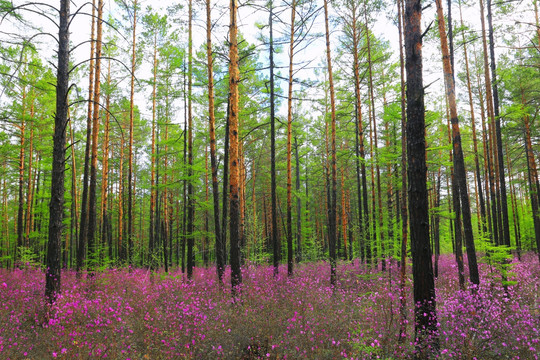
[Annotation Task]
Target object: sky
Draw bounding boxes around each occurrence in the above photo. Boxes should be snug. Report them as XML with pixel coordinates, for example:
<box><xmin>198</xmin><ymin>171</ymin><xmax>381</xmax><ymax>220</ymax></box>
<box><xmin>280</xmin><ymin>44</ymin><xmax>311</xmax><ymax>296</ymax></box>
<box><xmin>1</xmin><ymin>0</ymin><xmax>537</xmax><ymax>127</ymax></box>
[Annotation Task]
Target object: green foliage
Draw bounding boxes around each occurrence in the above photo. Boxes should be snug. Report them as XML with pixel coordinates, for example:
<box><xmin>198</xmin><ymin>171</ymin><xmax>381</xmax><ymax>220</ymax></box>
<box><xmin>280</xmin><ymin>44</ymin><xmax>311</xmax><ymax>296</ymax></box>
<box><xmin>16</xmin><ymin>246</ymin><xmax>40</xmax><ymax>269</ymax></box>
<box><xmin>478</xmin><ymin>241</ymin><xmax>517</xmax><ymax>287</ymax></box>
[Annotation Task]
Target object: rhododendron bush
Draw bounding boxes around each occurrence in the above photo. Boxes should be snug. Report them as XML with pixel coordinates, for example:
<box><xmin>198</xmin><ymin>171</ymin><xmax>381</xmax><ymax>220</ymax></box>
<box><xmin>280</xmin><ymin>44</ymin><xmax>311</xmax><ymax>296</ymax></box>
<box><xmin>0</xmin><ymin>254</ymin><xmax>539</xmax><ymax>359</ymax></box>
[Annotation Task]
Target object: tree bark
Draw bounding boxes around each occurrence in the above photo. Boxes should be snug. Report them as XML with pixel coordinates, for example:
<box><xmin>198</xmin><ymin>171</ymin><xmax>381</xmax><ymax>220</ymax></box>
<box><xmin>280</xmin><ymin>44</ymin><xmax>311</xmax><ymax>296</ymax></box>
<box><xmin>87</xmin><ymin>0</ymin><xmax>104</xmax><ymax>274</ymax></box>
<box><xmin>524</xmin><ymin>107</ymin><xmax>540</xmax><ymax>264</ymax></box>
<box><xmin>479</xmin><ymin>0</ymin><xmax>500</xmax><ymax>246</ymax></box>
<box><xmin>228</xmin><ymin>0</ymin><xmax>242</xmax><ymax>293</ymax></box>
<box><xmin>16</xmin><ymin>85</ymin><xmax>26</xmax><ymax>260</ymax></box>
<box><xmin>187</xmin><ymin>0</ymin><xmax>195</xmax><ymax>280</ymax></box>
<box><xmin>397</xmin><ymin>0</ymin><xmax>408</xmax><ymax>342</ymax></box>
<box><xmin>364</xmin><ymin>7</ymin><xmax>385</xmax><ymax>270</ymax></box>
<box><xmin>127</xmin><ymin>0</ymin><xmax>138</xmax><ymax>267</ymax></box>
<box><xmin>404</xmin><ymin>0</ymin><xmax>438</xmax><ymax>355</ymax></box>
<box><xmin>77</xmin><ymin>0</ymin><xmax>96</xmax><ymax>275</ymax></box>
<box><xmin>459</xmin><ymin>0</ymin><xmax>487</xmax><ymax>236</ymax></box>
<box><xmin>294</xmin><ymin>137</ymin><xmax>302</xmax><ymax>263</ymax></box>
<box><xmin>286</xmin><ymin>0</ymin><xmax>296</xmax><ymax>276</ymax></box>
<box><xmin>205</xmin><ymin>0</ymin><xmax>224</xmax><ymax>281</ymax></box>
<box><xmin>148</xmin><ymin>28</ymin><xmax>158</xmax><ymax>270</ymax></box>
<box><xmin>46</xmin><ymin>0</ymin><xmax>70</xmax><ymax>303</ymax></box>
<box><xmin>436</xmin><ymin>0</ymin><xmax>479</xmax><ymax>287</ymax></box>
<box><xmin>221</xmin><ymin>103</ymin><xmax>230</xmax><ymax>266</ymax></box>
<box><xmin>324</xmin><ymin>0</ymin><xmax>337</xmax><ymax>287</ymax></box>
<box><xmin>487</xmin><ymin>0</ymin><xmax>511</xmax><ymax>247</ymax></box>
<box><xmin>269</xmin><ymin>0</ymin><xmax>279</xmax><ymax>277</ymax></box>
<box><xmin>100</xmin><ymin>57</ymin><xmax>112</xmax><ymax>265</ymax></box>
<box><xmin>349</xmin><ymin>0</ymin><xmax>370</xmax><ymax>266</ymax></box>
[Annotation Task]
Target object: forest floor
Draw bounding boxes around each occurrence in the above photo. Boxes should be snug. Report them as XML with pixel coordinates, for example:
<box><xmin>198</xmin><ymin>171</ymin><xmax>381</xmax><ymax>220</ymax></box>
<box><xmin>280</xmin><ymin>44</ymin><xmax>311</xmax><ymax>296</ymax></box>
<box><xmin>0</xmin><ymin>254</ymin><xmax>539</xmax><ymax>359</ymax></box>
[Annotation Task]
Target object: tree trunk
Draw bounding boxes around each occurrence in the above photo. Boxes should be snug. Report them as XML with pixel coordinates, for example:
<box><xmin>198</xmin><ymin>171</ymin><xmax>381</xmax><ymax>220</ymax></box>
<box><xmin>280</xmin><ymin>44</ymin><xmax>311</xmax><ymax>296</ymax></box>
<box><xmin>459</xmin><ymin>1</ymin><xmax>487</xmax><ymax>237</ymax></box>
<box><xmin>350</xmin><ymin>0</ymin><xmax>370</xmax><ymax>266</ymax></box>
<box><xmin>487</xmin><ymin>0</ymin><xmax>511</xmax><ymax>247</ymax></box>
<box><xmin>269</xmin><ymin>0</ymin><xmax>279</xmax><ymax>277</ymax></box>
<box><xmin>205</xmin><ymin>0</ymin><xmax>224</xmax><ymax>282</ymax></box>
<box><xmin>404</xmin><ymin>0</ymin><xmax>438</xmax><ymax>355</ymax></box>
<box><xmin>479</xmin><ymin>0</ymin><xmax>500</xmax><ymax>246</ymax></box>
<box><xmin>228</xmin><ymin>0</ymin><xmax>242</xmax><ymax>293</ymax></box>
<box><xmin>324</xmin><ymin>0</ymin><xmax>337</xmax><ymax>286</ymax></box>
<box><xmin>294</xmin><ymin>137</ymin><xmax>302</xmax><ymax>263</ymax></box>
<box><xmin>475</xmin><ymin>66</ymin><xmax>494</xmax><ymax>242</ymax></box>
<box><xmin>524</xmin><ymin>108</ymin><xmax>540</xmax><ymax>264</ymax></box>
<box><xmin>127</xmin><ymin>0</ymin><xmax>138</xmax><ymax>267</ymax></box>
<box><xmin>204</xmin><ymin>146</ymin><xmax>209</xmax><ymax>267</ymax></box>
<box><xmin>434</xmin><ymin>170</ymin><xmax>441</xmax><ymax>278</ymax></box>
<box><xmin>100</xmin><ymin>57</ymin><xmax>112</xmax><ymax>265</ymax></box>
<box><xmin>286</xmin><ymin>0</ymin><xmax>296</xmax><ymax>276</ymax></box>
<box><xmin>397</xmin><ymin>0</ymin><xmax>409</xmax><ymax>342</ymax></box>
<box><xmin>148</xmin><ymin>30</ymin><xmax>158</xmax><ymax>270</ymax></box>
<box><xmin>365</xmin><ymin>8</ymin><xmax>385</xmax><ymax>270</ymax></box>
<box><xmin>187</xmin><ymin>0</ymin><xmax>195</xmax><ymax>280</ymax></box>
<box><xmin>221</xmin><ymin>102</ymin><xmax>230</xmax><ymax>266</ymax></box>
<box><xmin>118</xmin><ymin>126</ymin><xmax>125</xmax><ymax>263</ymax></box>
<box><xmin>447</xmin><ymin>111</ymin><xmax>465</xmax><ymax>290</ymax></box>
<box><xmin>46</xmin><ymin>0</ymin><xmax>70</xmax><ymax>303</ymax></box>
<box><xmin>87</xmin><ymin>0</ymin><xmax>104</xmax><ymax>274</ymax></box>
<box><xmin>69</xmin><ymin>117</ymin><xmax>79</xmax><ymax>269</ymax></box>
<box><xmin>181</xmin><ymin>60</ymin><xmax>187</xmax><ymax>273</ymax></box>
<box><xmin>436</xmin><ymin>0</ymin><xmax>479</xmax><ymax>287</ymax></box>
<box><xmin>506</xmin><ymin>143</ymin><xmax>521</xmax><ymax>259</ymax></box>
<box><xmin>17</xmin><ymin>86</ymin><xmax>26</xmax><ymax>260</ymax></box>
<box><xmin>77</xmin><ymin>0</ymin><xmax>96</xmax><ymax>275</ymax></box>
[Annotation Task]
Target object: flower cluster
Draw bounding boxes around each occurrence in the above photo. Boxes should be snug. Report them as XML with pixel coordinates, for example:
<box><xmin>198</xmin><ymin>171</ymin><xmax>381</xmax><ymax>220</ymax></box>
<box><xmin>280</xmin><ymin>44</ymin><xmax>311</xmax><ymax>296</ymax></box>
<box><xmin>0</xmin><ymin>254</ymin><xmax>538</xmax><ymax>359</ymax></box>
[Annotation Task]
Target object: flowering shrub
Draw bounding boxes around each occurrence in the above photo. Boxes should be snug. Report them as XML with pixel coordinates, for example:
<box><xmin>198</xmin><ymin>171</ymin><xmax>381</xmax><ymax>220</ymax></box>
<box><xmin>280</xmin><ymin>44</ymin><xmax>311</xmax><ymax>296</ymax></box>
<box><xmin>0</xmin><ymin>254</ymin><xmax>538</xmax><ymax>359</ymax></box>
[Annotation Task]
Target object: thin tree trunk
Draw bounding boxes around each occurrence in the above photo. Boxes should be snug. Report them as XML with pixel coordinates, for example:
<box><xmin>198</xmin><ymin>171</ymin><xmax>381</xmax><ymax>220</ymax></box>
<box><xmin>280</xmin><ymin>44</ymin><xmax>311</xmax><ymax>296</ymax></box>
<box><xmin>269</xmin><ymin>0</ymin><xmax>279</xmax><ymax>277</ymax></box>
<box><xmin>506</xmin><ymin>143</ymin><xmax>521</xmax><ymax>259</ymax></box>
<box><xmin>475</xmin><ymin>64</ymin><xmax>494</xmax><ymax>242</ymax></box>
<box><xmin>87</xmin><ymin>0</ymin><xmax>104</xmax><ymax>274</ymax></box>
<box><xmin>434</xmin><ymin>170</ymin><xmax>441</xmax><ymax>278</ymax></box>
<box><xmin>460</xmin><ymin>0</ymin><xmax>487</xmax><ymax>236</ymax></box>
<box><xmin>286</xmin><ymin>0</ymin><xmax>296</xmax><ymax>276</ymax></box>
<box><xmin>187</xmin><ymin>0</ymin><xmax>195</xmax><ymax>280</ymax></box>
<box><xmin>524</xmin><ymin>106</ymin><xmax>540</xmax><ymax>264</ymax></box>
<box><xmin>127</xmin><ymin>0</ymin><xmax>138</xmax><ymax>267</ymax></box>
<box><xmin>221</xmin><ymin>103</ymin><xmax>230</xmax><ymax>265</ymax></box>
<box><xmin>349</xmin><ymin>0</ymin><xmax>370</xmax><ymax>266</ymax></box>
<box><xmin>341</xmin><ymin>163</ymin><xmax>348</xmax><ymax>260</ymax></box>
<box><xmin>69</xmin><ymin>119</ymin><xmax>79</xmax><ymax>269</ymax></box>
<box><xmin>294</xmin><ymin>137</ymin><xmax>302</xmax><ymax>263</ymax></box>
<box><xmin>205</xmin><ymin>0</ymin><xmax>224</xmax><ymax>281</ymax></box>
<box><xmin>487</xmin><ymin>0</ymin><xmax>511</xmax><ymax>247</ymax></box>
<box><xmin>118</xmin><ymin>127</ymin><xmax>125</xmax><ymax>263</ymax></box>
<box><xmin>24</xmin><ymin>104</ymin><xmax>36</xmax><ymax>249</ymax></box>
<box><xmin>448</xmin><ymin>112</ymin><xmax>465</xmax><ymax>290</ymax></box>
<box><xmin>397</xmin><ymin>0</ymin><xmax>408</xmax><ymax>342</ymax></box>
<box><xmin>204</xmin><ymin>146</ymin><xmax>209</xmax><ymax>267</ymax></box>
<box><xmin>324</xmin><ymin>0</ymin><xmax>337</xmax><ymax>286</ymax></box>
<box><xmin>365</xmin><ymin>8</ymin><xmax>385</xmax><ymax>270</ymax></box>
<box><xmin>181</xmin><ymin>60</ymin><xmax>187</xmax><ymax>273</ymax></box>
<box><xmin>17</xmin><ymin>87</ymin><xmax>26</xmax><ymax>257</ymax></box>
<box><xmin>100</xmin><ymin>57</ymin><xmax>112</xmax><ymax>264</ymax></box>
<box><xmin>148</xmin><ymin>30</ymin><xmax>158</xmax><ymax>270</ymax></box>
<box><xmin>479</xmin><ymin>0</ymin><xmax>500</xmax><ymax>246</ymax></box>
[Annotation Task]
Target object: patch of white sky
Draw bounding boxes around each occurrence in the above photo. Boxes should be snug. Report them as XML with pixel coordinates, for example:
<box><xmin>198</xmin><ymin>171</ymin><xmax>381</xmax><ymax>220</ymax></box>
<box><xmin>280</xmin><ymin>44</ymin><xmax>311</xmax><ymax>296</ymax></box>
<box><xmin>2</xmin><ymin>0</ymin><xmax>537</xmax><ymax>133</ymax></box>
